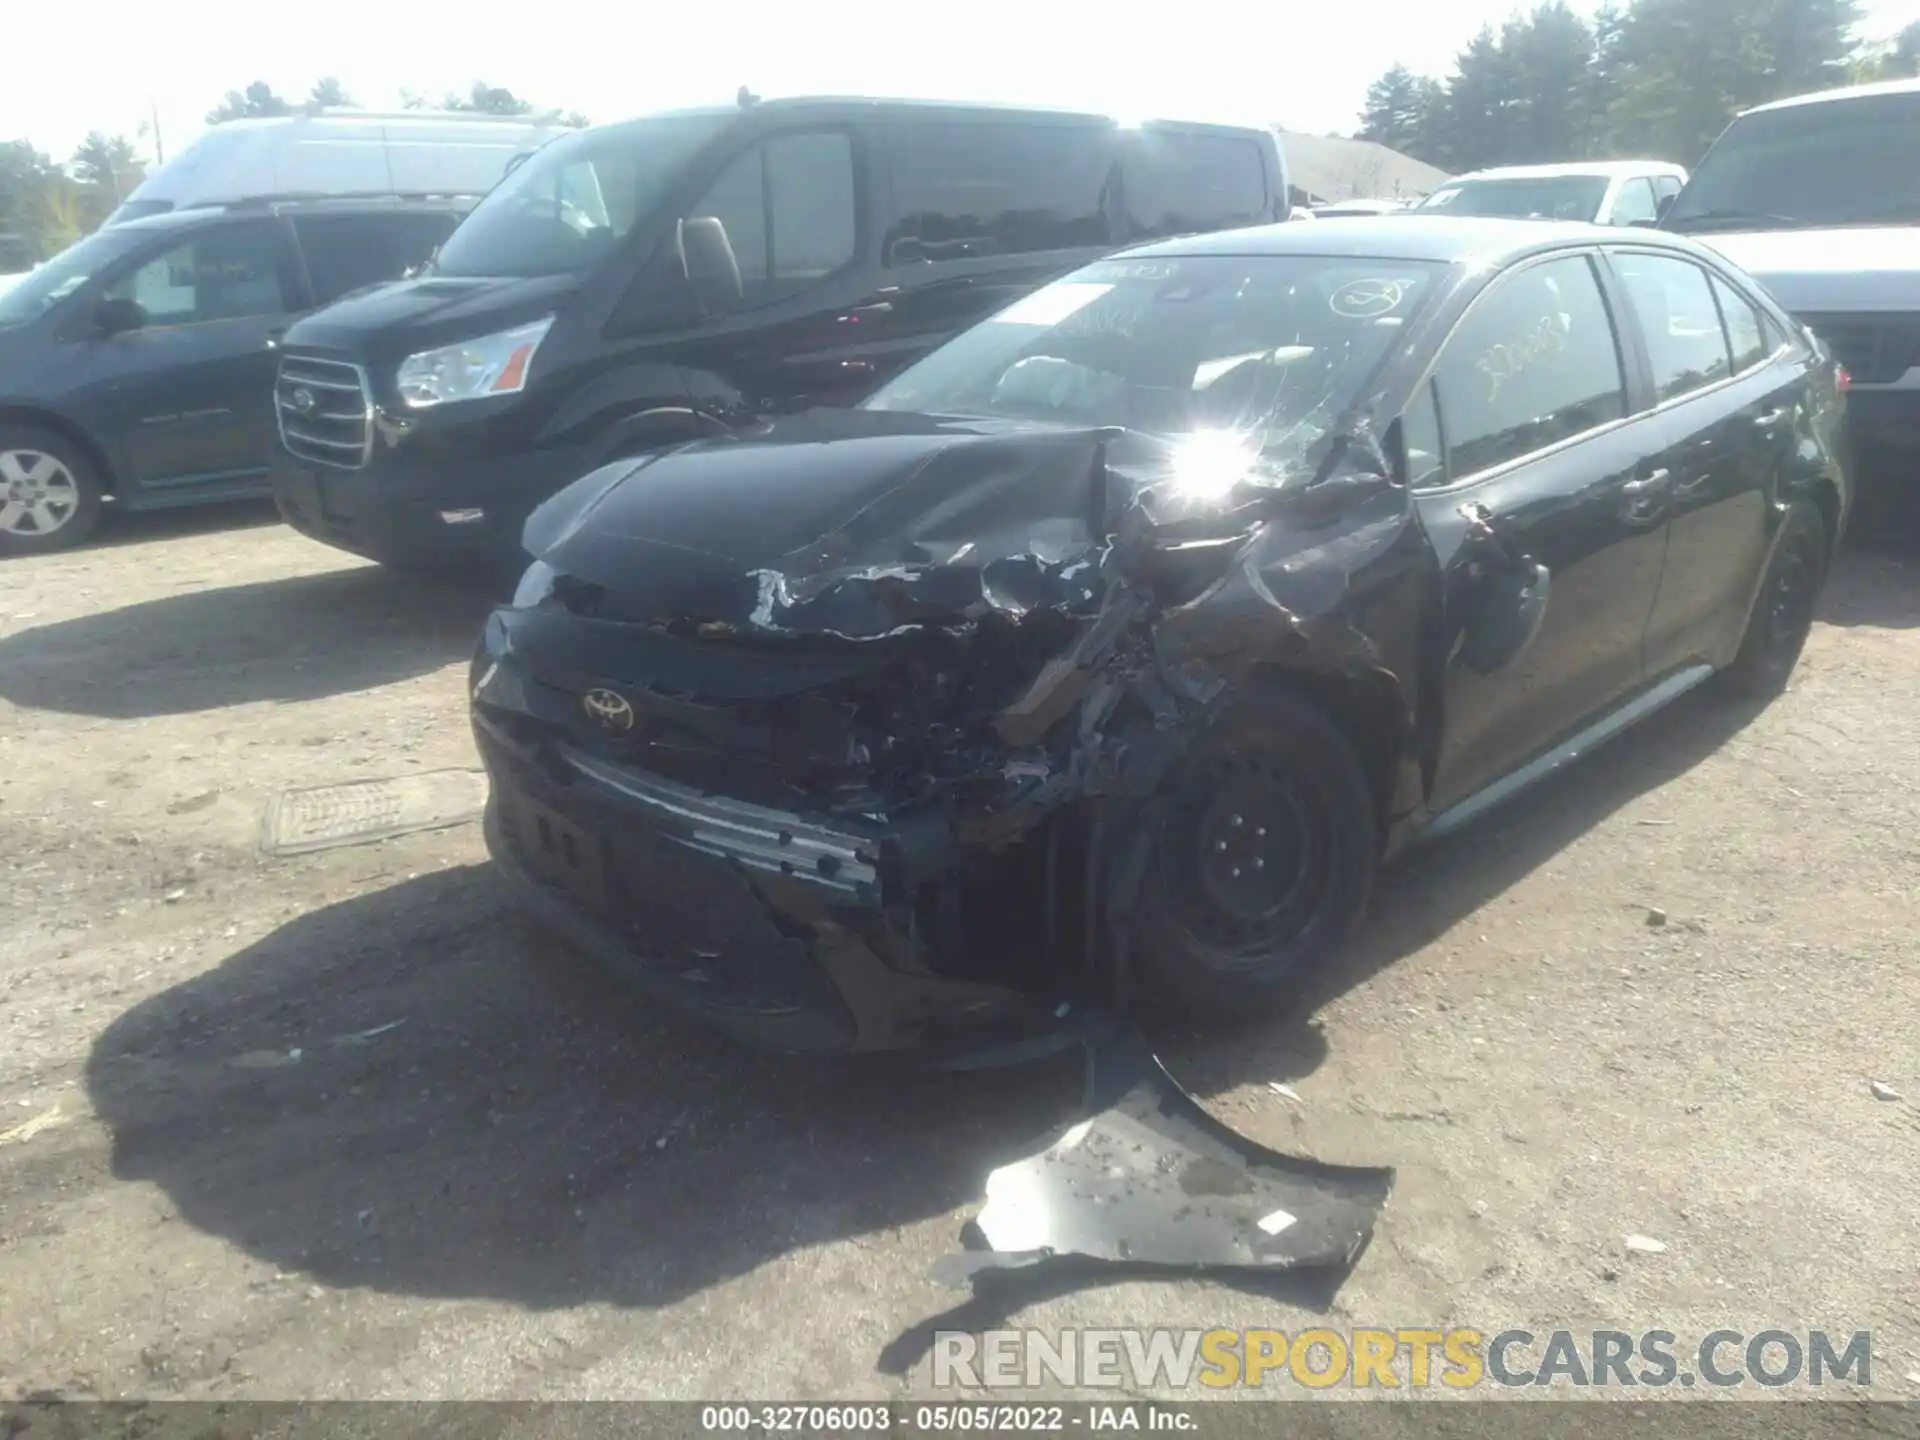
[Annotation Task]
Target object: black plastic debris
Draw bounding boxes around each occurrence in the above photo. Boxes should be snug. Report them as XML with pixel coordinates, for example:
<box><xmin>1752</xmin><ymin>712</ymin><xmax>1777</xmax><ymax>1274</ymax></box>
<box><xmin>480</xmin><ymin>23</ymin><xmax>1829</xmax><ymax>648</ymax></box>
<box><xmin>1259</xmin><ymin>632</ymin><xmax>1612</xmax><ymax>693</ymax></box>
<box><xmin>932</xmin><ymin>1027</ymin><xmax>1393</xmax><ymax>1288</ymax></box>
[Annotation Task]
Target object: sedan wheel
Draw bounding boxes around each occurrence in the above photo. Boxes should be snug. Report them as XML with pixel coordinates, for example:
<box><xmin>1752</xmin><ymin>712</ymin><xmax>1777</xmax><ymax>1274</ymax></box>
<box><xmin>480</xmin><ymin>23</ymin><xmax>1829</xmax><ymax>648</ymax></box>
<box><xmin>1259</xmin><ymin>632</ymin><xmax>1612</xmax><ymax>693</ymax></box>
<box><xmin>1720</xmin><ymin>499</ymin><xmax>1827</xmax><ymax>700</ymax></box>
<box><xmin>1135</xmin><ymin>688</ymin><xmax>1378</xmax><ymax>1022</ymax></box>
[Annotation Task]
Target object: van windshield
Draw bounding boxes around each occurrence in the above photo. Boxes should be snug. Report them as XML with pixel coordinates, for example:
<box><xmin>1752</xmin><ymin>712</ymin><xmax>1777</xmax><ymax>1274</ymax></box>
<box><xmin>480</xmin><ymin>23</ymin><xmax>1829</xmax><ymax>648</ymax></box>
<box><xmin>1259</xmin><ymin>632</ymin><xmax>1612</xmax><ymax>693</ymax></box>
<box><xmin>1416</xmin><ymin>175</ymin><xmax>1610</xmax><ymax>221</ymax></box>
<box><xmin>0</xmin><ymin>227</ymin><xmax>148</xmax><ymax>330</ymax></box>
<box><xmin>432</xmin><ymin>114</ymin><xmax>732</xmax><ymax>278</ymax></box>
<box><xmin>1664</xmin><ymin>91</ymin><xmax>1920</xmax><ymax>232</ymax></box>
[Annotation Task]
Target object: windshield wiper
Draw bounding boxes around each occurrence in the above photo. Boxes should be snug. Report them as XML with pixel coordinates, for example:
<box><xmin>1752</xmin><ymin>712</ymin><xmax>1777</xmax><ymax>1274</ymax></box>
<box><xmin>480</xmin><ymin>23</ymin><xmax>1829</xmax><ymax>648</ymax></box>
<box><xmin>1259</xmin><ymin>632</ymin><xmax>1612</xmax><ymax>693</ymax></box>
<box><xmin>1664</xmin><ymin>209</ymin><xmax>1807</xmax><ymax>233</ymax></box>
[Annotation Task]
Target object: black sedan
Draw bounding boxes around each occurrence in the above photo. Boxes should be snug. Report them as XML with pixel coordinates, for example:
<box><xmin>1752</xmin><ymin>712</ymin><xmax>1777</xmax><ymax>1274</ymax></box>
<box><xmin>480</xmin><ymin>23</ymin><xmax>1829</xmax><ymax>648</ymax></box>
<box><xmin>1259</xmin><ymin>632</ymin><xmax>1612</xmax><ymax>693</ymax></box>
<box><xmin>469</xmin><ymin>217</ymin><xmax>1851</xmax><ymax>1057</ymax></box>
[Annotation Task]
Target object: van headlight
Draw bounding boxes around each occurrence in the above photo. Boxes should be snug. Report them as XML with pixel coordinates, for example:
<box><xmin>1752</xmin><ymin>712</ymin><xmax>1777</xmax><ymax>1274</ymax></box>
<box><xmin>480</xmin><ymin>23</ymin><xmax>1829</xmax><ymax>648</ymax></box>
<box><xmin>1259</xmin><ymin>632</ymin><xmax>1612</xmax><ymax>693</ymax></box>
<box><xmin>396</xmin><ymin>317</ymin><xmax>553</xmax><ymax>408</ymax></box>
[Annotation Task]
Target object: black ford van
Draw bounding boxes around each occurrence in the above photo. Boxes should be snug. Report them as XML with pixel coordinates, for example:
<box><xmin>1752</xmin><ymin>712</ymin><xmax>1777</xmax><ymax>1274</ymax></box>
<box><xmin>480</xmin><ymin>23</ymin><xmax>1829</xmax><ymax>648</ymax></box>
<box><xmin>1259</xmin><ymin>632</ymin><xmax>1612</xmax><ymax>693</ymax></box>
<box><xmin>269</xmin><ymin>96</ymin><xmax>1288</xmax><ymax>570</ymax></box>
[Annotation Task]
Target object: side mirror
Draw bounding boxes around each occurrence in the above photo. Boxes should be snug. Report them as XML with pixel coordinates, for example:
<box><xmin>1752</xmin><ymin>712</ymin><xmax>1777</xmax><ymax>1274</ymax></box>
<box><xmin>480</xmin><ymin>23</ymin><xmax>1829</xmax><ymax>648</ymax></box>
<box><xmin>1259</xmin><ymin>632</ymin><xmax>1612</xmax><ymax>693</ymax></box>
<box><xmin>93</xmin><ymin>297</ymin><xmax>146</xmax><ymax>336</ymax></box>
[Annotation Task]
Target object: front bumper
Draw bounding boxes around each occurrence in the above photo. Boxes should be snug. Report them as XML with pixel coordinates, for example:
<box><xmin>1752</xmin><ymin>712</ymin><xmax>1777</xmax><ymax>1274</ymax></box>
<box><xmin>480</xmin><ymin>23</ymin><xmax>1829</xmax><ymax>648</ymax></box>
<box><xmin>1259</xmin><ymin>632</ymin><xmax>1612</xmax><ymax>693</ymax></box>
<box><xmin>270</xmin><ymin>440</ymin><xmax>594</xmax><ymax>570</ymax></box>
<box><xmin>473</xmin><ymin>707</ymin><xmax>1061</xmax><ymax>1057</ymax></box>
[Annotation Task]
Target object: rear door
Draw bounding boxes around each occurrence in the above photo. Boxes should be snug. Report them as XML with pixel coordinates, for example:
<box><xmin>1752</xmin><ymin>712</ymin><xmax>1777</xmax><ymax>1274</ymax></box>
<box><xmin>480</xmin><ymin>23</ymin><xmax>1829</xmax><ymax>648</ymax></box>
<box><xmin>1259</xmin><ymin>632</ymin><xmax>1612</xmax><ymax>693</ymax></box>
<box><xmin>289</xmin><ymin>210</ymin><xmax>461</xmax><ymax>309</ymax></box>
<box><xmin>82</xmin><ymin>217</ymin><xmax>302</xmax><ymax>501</ymax></box>
<box><xmin>1610</xmin><ymin>250</ymin><xmax>1789</xmax><ymax>673</ymax></box>
<box><xmin>1409</xmin><ymin>249</ymin><xmax>1670</xmax><ymax>812</ymax></box>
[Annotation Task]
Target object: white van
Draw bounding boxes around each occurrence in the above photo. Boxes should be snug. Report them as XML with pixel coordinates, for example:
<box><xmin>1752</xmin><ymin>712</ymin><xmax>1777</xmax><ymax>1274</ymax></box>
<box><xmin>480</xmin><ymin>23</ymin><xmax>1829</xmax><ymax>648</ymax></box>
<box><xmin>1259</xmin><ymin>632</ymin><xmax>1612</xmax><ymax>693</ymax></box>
<box><xmin>109</xmin><ymin>111</ymin><xmax>572</xmax><ymax>224</ymax></box>
<box><xmin>1414</xmin><ymin>160</ymin><xmax>1689</xmax><ymax>226</ymax></box>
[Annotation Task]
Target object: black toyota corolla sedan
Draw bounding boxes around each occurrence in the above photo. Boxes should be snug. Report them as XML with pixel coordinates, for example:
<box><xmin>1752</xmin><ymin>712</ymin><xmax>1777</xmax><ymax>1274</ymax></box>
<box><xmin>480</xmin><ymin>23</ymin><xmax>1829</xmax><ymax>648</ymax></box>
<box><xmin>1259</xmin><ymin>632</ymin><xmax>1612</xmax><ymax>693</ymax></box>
<box><xmin>469</xmin><ymin>217</ymin><xmax>1851</xmax><ymax>1057</ymax></box>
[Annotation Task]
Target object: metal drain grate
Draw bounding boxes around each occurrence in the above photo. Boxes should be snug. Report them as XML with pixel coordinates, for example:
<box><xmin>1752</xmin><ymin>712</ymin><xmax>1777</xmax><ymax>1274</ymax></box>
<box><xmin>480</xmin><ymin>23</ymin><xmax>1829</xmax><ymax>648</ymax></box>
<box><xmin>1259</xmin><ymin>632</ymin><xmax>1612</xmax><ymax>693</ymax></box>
<box><xmin>261</xmin><ymin>769</ymin><xmax>490</xmax><ymax>856</ymax></box>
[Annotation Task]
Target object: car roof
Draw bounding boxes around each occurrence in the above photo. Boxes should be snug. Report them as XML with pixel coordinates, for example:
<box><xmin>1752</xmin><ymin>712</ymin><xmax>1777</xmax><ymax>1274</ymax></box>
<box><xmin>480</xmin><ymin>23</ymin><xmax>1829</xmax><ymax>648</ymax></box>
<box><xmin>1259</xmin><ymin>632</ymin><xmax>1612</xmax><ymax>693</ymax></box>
<box><xmin>109</xmin><ymin>196</ymin><xmax>473</xmax><ymax>234</ymax></box>
<box><xmin>1124</xmin><ymin>215</ymin><xmax>1715</xmax><ymax>266</ymax></box>
<box><xmin>1443</xmin><ymin>160</ymin><xmax>1687</xmax><ymax>182</ymax></box>
<box><xmin>1741</xmin><ymin>75</ymin><xmax>1920</xmax><ymax>115</ymax></box>
<box><xmin>607</xmin><ymin>95</ymin><xmax>1270</xmax><ymax>133</ymax></box>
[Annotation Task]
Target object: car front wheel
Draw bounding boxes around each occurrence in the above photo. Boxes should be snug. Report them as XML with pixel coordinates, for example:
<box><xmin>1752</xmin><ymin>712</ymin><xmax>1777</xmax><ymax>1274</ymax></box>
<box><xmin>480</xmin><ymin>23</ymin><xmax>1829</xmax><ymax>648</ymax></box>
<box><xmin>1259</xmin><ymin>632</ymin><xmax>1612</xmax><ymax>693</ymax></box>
<box><xmin>0</xmin><ymin>426</ymin><xmax>105</xmax><ymax>556</ymax></box>
<box><xmin>1133</xmin><ymin>687</ymin><xmax>1378</xmax><ymax>1023</ymax></box>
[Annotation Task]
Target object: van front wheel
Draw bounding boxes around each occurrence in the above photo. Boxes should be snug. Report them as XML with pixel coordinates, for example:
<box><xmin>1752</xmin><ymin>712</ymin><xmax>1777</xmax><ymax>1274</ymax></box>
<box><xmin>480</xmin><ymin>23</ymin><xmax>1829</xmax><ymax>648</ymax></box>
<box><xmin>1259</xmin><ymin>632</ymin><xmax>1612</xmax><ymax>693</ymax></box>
<box><xmin>0</xmin><ymin>426</ymin><xmax>105</xmax><ymax>555</ymax></box>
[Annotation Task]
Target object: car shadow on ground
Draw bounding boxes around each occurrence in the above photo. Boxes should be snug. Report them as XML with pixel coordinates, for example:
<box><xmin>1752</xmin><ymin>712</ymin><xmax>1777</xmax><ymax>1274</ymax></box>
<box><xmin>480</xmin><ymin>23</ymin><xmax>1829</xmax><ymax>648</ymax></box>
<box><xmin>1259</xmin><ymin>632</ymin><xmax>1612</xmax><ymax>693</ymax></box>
<box><xmin>0</xmin><ymin>564</ymin><xmax>499</xmax><ymax>719</ymax></box>
<box><xmin>83</xmin><ymin>675</ymin><xmax>1773</xmax><ymax>1373</ymax></box>
<box><xmin>89</xmin><ymin>499</ymin><xmax>289</xmax><ymax>552</ymax></box>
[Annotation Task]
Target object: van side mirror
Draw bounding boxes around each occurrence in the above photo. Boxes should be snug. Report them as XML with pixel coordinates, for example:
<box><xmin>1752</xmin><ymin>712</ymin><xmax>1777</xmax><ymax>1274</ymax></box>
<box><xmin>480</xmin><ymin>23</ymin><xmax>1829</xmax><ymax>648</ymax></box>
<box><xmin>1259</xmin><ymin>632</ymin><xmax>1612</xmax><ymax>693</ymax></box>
<box><xmin>93</xmin><ymin>297</ymin><xmax>146</xmax><ymax>336</ymax></box>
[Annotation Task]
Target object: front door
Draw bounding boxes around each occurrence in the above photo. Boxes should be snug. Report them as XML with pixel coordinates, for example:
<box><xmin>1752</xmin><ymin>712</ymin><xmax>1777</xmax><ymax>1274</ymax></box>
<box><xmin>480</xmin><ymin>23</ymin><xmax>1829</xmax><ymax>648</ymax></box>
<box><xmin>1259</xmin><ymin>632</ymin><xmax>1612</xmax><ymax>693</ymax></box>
<box><xmin>1409</xmin><ymin>250</ymin><xmax>1672</xmax><ymax>813</ymax></box>
<box><xmin>82</xmin><ymin>219</ymin><xmax>300</xmax><ymax>502</ymax></box>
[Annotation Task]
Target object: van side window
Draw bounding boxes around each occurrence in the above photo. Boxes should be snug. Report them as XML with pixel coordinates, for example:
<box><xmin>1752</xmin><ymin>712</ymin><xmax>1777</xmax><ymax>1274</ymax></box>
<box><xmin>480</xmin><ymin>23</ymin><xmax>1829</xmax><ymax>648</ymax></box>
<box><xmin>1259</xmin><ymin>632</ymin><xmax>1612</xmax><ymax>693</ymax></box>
<box><xmin>886</xmin><ymin>122</ymin><xmax>1113</xmax><ymax>264</ymax></box>
<box><xmin>293</xmin><ymin>213</ymin><xmax>459</xmax><ymax>307</ymax></box>
<box><xmin>1121</xmin><ymin>132</ymin><xmax>1269</xmax><ymax>239</ymax></box>
<box><xmin>679</xmin><ymin>132</ymin><xmax>857</xmax><ymax>315</ymax></box>
<box><xmin>1709</xmin><ymin>273</ymin><xmax>1768</xmax><ymax>372</ymax></box>
<box><xmin>1430</xmin><ymin>254</ymin><xmax>1627</xmax><ymax>477</ymax></box>
<box><xmin>102</xmin><ymin>222</ymin><xmax>292</xmax><ymax>326</ymax></box>
<box><xmin>1608</xmin><ymin>177</ymin><xmax>1660</xmax><ymax>226</ymax></box>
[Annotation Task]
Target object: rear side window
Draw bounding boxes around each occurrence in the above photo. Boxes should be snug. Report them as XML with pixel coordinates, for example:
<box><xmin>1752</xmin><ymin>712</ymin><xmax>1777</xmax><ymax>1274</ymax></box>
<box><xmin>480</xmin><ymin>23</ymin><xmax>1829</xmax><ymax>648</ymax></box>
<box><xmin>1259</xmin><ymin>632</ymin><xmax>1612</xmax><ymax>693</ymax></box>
<box><xmin>1430</xmin><ymin>253</ymin><xmax>1627</xmax><ymax>477</ymax></box>
<box><xmin>887</xmin><ymin>121</ymin><xmax>1114</xmax><ymax>263</ymax></box>
<box><xmin>1612</xmin><ymin>252</ymin><xmax>1733</xmax><ymax>402</ymax></box>
<box><xmin>1121</xmin><ymin>131</ymin><xmax>1269</xmax><ymax>239</ymax></box>
<box><xmin>1710</xmin><ymin>273</ymin><xmax>1768</xmax><ymax>372</ymax></box>
<box><xmin>294</xmin><ymin>212</ymin><xmax>459</xmax><ymax>307</ymax></box>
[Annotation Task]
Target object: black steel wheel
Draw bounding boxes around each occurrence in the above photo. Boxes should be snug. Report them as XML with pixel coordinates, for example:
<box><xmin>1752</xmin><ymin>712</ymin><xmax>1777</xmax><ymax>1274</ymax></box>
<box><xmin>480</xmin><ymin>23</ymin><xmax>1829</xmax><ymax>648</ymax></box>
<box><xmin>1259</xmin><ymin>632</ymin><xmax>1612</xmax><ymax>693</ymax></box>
<box><xmin>1720</xmin><ymin>500</ymin><xmax>1828</xmax><ymax>700</ymax></box>
<box><xmin>1135</xmin><ymin>687</ymin><xmax>1377</xmax><ymax>1022</ymax></box>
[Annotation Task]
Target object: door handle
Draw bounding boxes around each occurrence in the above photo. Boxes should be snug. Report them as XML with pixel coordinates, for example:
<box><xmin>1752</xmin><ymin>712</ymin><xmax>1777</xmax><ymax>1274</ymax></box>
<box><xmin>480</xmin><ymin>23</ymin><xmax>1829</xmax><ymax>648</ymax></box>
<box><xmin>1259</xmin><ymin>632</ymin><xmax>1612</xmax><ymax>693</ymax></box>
<box><xmin>837</xmin><ymin>302</ymin><xmax>893</xmax><ymax>323</ymax></box>
<box><xmin>1622</xmin><ymin>467</ymin><xmax>1671</xmax><ymax>524</ymax></box>
<box><xmin>1621</xmin><ymin>468</ymin><xmax>1671</xmax><ymax>495</ymax></box>
<box><xmin>1755</xmin><ymin>405</ymin><xmax>1790</xmax><ymax>430</ymax></box>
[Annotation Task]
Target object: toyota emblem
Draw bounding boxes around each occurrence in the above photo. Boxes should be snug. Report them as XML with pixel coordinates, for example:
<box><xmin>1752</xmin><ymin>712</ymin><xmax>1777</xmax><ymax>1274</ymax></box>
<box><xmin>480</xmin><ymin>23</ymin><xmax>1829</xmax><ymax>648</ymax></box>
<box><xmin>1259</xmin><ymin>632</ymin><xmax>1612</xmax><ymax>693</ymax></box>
<box><xmin>582</xmin><ymin>687</ymin><xmax>636</xmax><ymax>734</ymax></box>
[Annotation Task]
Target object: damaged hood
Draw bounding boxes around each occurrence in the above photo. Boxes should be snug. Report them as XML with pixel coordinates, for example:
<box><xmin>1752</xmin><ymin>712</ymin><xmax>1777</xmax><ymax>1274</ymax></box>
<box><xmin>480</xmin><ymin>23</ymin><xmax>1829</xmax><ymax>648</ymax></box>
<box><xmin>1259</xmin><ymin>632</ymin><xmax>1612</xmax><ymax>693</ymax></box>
<box><xmin>523</xmin><ymin>408</ymin><xmax>1270</xmax><ymax>641</ymax></box>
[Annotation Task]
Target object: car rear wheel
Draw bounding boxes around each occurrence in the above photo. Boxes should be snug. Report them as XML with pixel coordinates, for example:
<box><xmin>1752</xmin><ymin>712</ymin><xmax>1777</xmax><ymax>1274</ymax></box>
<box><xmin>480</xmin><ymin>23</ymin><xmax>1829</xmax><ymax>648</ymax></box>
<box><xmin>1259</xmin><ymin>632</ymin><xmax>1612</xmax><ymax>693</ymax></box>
<box><xmin>0</xmin><ymin>426</ymin><xmax>105</xmax><ymax>556</ymax></box>
<box><xmin>1719</xmin><ymin>499</ymin><xmax>1827</xmax><ymax>700</ymax></box>
<box><xmin>1133</xmin><ymin>688</ymin><xmax>1377</xmax><ymax>1023</ymax></box>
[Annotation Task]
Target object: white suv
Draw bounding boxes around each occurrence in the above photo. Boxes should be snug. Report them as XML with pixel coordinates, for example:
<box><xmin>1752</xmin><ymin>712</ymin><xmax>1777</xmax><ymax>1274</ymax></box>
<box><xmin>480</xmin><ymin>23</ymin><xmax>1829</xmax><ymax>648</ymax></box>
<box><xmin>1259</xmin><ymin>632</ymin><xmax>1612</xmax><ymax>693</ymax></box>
<box><xmin>1414</xmin><ymin>161</ymin><xmax>1688</xmax><ymax>226</ymax></box>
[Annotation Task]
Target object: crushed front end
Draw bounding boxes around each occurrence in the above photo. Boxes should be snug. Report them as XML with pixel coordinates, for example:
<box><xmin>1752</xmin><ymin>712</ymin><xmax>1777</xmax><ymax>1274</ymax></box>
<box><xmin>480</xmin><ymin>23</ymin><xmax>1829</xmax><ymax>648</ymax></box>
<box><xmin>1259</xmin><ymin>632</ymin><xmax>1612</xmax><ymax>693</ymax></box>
<box><xmin>469</xmin><ymin>404</ymin><xmax>1423</xmax><ymax>1055</ymax></box>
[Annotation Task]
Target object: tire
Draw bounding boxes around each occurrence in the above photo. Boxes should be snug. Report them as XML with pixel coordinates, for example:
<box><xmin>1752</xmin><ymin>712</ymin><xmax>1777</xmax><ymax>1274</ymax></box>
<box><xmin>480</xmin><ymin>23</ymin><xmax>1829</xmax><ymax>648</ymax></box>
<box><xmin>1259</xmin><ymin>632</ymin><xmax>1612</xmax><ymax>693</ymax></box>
<box><xmin>0</xmin><ymin>425</ymin><xmax>106</xmax><ymax>556</ymax></box>
<box><xmin>1718</xmin><ymin>500</ymin><xmax>1827</xmax><ymax>701</ymax></box>
<box><xmin>1133</xmin><ymin>687</ymin><xmax>1378</xmax><ymax>1023</ymax></box>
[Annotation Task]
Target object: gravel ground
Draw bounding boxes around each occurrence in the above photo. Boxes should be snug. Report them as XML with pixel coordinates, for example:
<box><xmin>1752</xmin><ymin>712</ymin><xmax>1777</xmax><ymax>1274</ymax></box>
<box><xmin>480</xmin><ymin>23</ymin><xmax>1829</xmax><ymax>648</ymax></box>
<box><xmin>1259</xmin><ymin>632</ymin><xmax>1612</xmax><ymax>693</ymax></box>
<box><xmin>0</xmin><ymin>502</ymin><xmax>1916</xmax><ymax>1403</ymax></box>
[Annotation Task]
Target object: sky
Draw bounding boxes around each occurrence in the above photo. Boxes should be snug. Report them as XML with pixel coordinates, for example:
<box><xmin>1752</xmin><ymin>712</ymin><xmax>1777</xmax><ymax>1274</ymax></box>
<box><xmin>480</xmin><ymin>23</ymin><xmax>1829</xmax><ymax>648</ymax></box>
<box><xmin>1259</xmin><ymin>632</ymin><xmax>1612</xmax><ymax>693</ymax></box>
<box><xmin>4</xmin><ymin>0</ymin><xmax>1916</xmax><ymax>166</ymax></box>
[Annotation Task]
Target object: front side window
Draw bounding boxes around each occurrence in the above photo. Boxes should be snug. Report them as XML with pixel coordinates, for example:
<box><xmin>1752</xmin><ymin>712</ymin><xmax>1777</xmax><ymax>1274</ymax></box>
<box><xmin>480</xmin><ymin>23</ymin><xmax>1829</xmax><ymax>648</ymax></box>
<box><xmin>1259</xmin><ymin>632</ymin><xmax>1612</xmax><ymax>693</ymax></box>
<box><xmin>1612</xmin><ymin>252</ymin><xmax>1733</xmax><ymax>402</ymax></box>
<box><xmin>102</xmin><ymin>222</ymin><xmax>290</xmax><ymax>326</ymax></box>
<box><xmin>1121</xmin><ymin>130</ymin><xmax>1268</xmax><ymax>239</ymax></box>
<box><xmin>670</xmin><ymin>131</ymin><xmax>857</xmax><ymax>317</ymax></box>
<box><xmin>0</xmin><ymin>226</ymin><xmax>146</xmax><ymax>329</ymax></box>
<box><xmin>1418</xmin><ymin>175</ymin><xmax>1612</xmax><ymax>223</ymax></box>
<box><xmin>1609</xmin><ymin>177</ymin><xmax>1660</xmax><ymax>226</ymax></box>
<box><xmin>864</xmin><ymin>253</ymin><xmax>1445</xmax><ymax>474</ymax></box>
<box><xmin>1430</xmin><ymin>253</ymin><xmax>1626</xmax><ymax>477</ymax></box>
<box><xmin>295</xmin><ymin>212</ymin><xmax>460</xmax><ymax>307</ymax></box>
<box><xmin>887</xmin><ymin>121</ymin><xmax>1114</xmax><ymax>263</ymax></box>
<box><xmin>1664</xmin><ymin>91</ymin><xmax>1920</xmax><ymax>232</ymax></box>
<box><xmin>432</xmin><ymin>114</ymin><xmax>732</xmax><ymax>278</ymax></box>
<box><xmin>1710</xmin><ymin>272</ymin><xmax>1769</xmax><ymax>372</ymax></box>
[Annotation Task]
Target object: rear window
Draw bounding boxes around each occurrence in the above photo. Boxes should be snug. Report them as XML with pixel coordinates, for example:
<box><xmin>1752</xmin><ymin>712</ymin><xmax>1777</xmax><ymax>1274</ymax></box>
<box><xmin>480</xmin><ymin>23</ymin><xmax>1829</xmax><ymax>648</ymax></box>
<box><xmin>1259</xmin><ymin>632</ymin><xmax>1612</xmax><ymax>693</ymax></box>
<box><xmin>1120</xmin><ymin>130</ymin><xmax>1270</xmax><ymax>239</ymax></box>
<box><xmin>886</xmin><ymin>121</ymin><xmax>1115</xmax><ymax>263</ymax></box>
<box><xmin>1419</xmin><ymin>174</ymin><xmax>1611</xmax><ymax>222</ymax></box>
<box><xmin>295</xmin><ymin>212</ymin><xmax>461</xmax><ymax>306</ymax></box>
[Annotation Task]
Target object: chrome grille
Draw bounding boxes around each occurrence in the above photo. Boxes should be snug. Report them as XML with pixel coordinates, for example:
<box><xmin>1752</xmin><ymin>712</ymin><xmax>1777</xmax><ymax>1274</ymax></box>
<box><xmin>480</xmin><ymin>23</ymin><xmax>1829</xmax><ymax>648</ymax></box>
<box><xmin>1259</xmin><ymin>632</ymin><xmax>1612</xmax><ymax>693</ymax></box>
<box><xmin>1797</xmin><ymin>313</ymin><xmax>1920</xmax><ymax>387</ymax></box>
<box><xmin>276</xmin><ymin>355</ymin><xmax>372</xmax><ymax>468</ymax></box>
